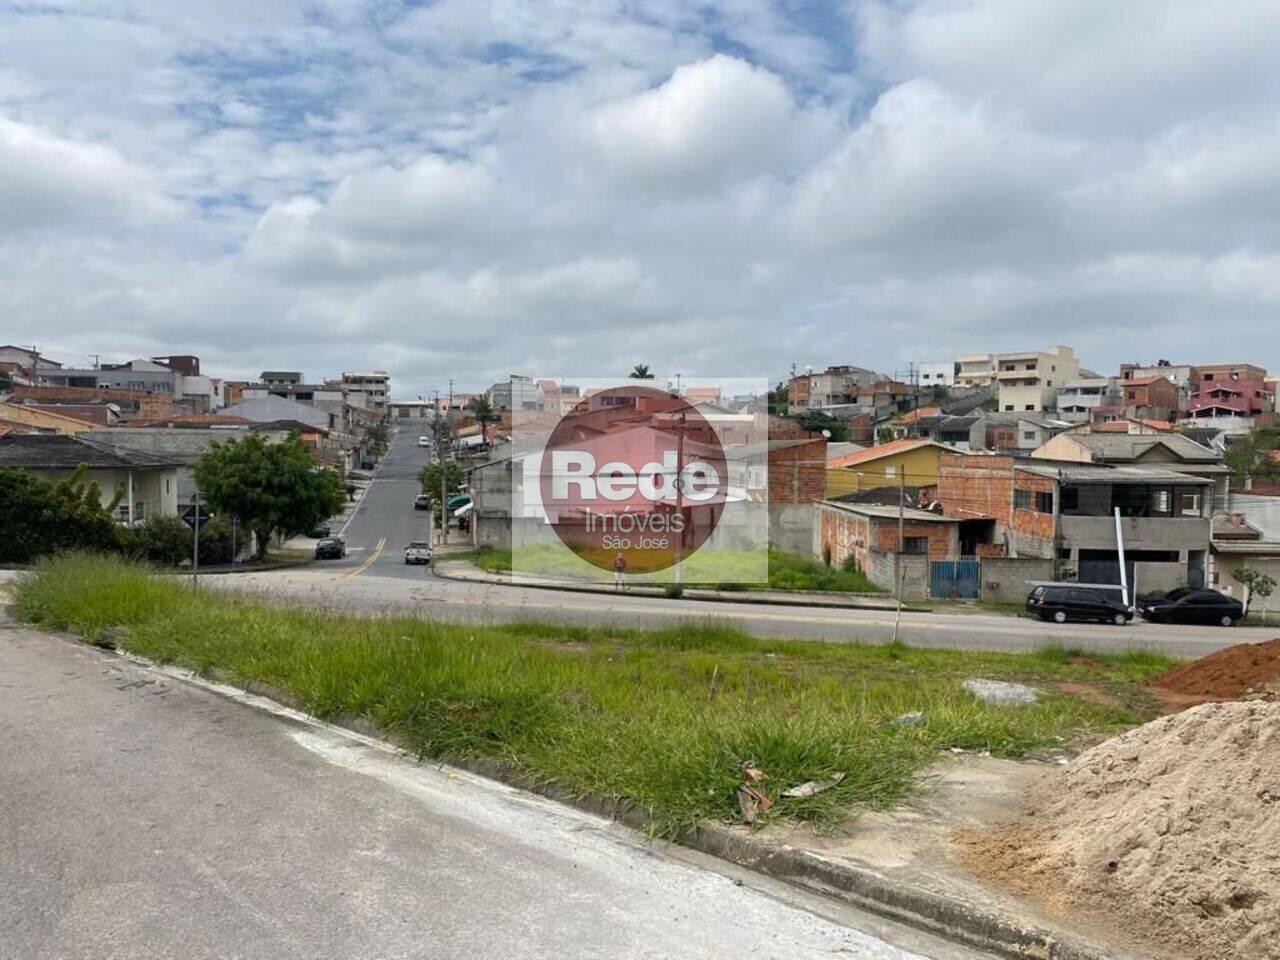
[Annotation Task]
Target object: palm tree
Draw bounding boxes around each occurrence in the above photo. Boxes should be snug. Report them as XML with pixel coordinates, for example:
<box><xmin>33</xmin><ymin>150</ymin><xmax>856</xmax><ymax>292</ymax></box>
<box><xmin>629</xmin><ymin>364</ymin><xmax>654</xmax><ymax>379</ymax></box>
<box><xmin>470</xmin><ymin>393</ymin><xmax>499</xmax><ymax>442</ymax></box>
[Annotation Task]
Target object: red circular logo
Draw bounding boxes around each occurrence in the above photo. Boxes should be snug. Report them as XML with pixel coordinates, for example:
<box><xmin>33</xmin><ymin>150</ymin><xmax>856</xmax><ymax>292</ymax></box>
<box><xmin>539</xmin><ymin>385</ymin><xmax>728</xmax><ymax>573</ymax></box>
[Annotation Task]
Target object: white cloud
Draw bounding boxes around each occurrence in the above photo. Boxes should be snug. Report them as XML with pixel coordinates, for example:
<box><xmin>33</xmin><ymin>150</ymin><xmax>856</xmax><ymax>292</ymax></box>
<box><xmin>2</xmin><ymin>0</ymin><xmax>1280</xmax><ymax>395</ymax></box>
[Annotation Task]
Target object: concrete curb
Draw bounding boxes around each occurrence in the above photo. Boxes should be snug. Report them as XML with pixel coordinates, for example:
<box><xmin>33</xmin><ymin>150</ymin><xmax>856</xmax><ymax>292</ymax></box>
<box><xmin>126</xmin><ymin>657</ymin><xmax>1127</xmax><ymax>960</ymax></box>
<box><xmin>431</xmin><ymin>563</ymin><xmax>932</xmax><ymax>615</ymax></box>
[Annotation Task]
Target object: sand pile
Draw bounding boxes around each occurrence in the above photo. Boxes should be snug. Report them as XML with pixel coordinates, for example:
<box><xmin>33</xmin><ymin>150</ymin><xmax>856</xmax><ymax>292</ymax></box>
<box><xmin>961</xmin><ymin>700</ymin><xmax>1280</xmax><ymax>960</ymax></box>
<box><xmin>1149</xmin><ymin>638</ymin><xmax>1280</xmax><ymax>702</ymax></box>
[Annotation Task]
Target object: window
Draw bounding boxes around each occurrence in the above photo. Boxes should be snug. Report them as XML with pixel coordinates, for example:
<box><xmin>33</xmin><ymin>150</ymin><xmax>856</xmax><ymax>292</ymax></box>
<box><xmin>165</xmin><ymin>478</ymin><xmax>171</xmax><ymax>494</ymax></box>
<box><xmin>1014</xmin><ymin>489</ymin><xmax>1032</xmax><ymax>510</ymax></box>
<box><xmin>1151</xmin><ymin>489</ymin><xmax>1171</xmax><ymax>514</ymax></box>
<box><xmin>884</xmin><ymin>465</ymin><xmax>896</xmax><ymax>478</ymax></box>
<box><xmin>1060</xmin><ymin>487</ymin><xmax>1079</xmax><ymax>512</ymax></box>
<box><xmin>1180</xmin><ymin>491</ymin><xmax>1202</xmax><ymax>516</ymax></box>
<box><xmin>1024</xmin><ymin>363</ymin><xmax>1035</xmax><ymax>370</ymax></box>
<box><xmin>1004</xmin><ymin>404</ymin><xmax>1014</xmax><ymax>411</ymax></box>
<box><xmin>1127</xmin><ymin>389</ymin><xmax>1137</xmax><ymax>400</ymax></box>
<box><xmin>902</xmin><ymin>537</ymin><xmax>929</xmax><ymax>555</ymax></box>
<box><xmin>1023</xmin><ymin>431</ymin><xmax>1037</xmax><ymax>441</ymax></box>
<box><xmin>1025</xmin><ymin>404</ymin><xmax>1035</xmax><ymax>411</ymax></box>
<box><xmin>1035</xmin><ymin>491</ymin><xmax>1054</xmax><ymax>513</ymax></box>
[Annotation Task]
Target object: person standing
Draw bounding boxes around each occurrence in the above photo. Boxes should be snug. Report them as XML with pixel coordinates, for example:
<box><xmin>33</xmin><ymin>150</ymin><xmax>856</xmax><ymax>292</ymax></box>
<box><xmin>613</xmin><ymin>552</ymin><xmax>627</xmax><ymax>591</ymax></box>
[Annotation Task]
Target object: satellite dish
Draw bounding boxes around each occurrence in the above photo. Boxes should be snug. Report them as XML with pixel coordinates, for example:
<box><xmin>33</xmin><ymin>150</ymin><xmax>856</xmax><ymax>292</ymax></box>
<box><xmin>821</xmin><ymin>429</ymin><xmax>832</xmax><ymax>438</ymax></box>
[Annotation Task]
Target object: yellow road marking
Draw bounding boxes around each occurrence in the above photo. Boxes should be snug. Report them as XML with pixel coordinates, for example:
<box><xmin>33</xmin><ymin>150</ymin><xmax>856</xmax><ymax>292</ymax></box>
<box><xmin>346</xmin><ymin>537</ymin><xmax>386</xmax><ymax>578</ymax></box>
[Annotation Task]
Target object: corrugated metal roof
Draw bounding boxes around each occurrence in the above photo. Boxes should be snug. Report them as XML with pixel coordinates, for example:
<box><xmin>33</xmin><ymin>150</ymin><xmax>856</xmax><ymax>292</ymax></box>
<box><xmin>0</xmin><ymin>435</ymin><xmax>181</xmax><ymax>468</ymax></box>
<box><xmin>820</xmin><ymin>499</ymin><xmax>959</xmax><ymax>522</ymax></box>
<box><xmin>1016</xmin><ymin>463</ymin><xmax>1214</xmax><ymax>484</ymax></box>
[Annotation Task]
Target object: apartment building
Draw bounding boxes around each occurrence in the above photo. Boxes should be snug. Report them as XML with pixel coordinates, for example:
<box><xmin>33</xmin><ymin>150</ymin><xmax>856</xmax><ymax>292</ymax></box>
<box><xmin>917</xmin><ymin>362</ymin><xmax>956</xmax><ymax>389</ymax></box>
<box><xmin>1056</xmin><ymin>378</ymin><xmax>1121</xmax><ymax>423</ymax></box>
<box><xmin>955</xmin><ymin>354</ymin><xmax>996</xmax><ymax>388</ymax></box>
<box><xmin>341</xmin><ymin>371</ymin><xmax>390</xmax><ymax>414</ymax></box>
<box><xmin>994</xmin><ymin>345</ymin><xmax>1080</xmax><ymax>414</ymax></box>
<box><xmin>37</xmin><ymin>357</ymin><xmax>218</xmax><ymax>413</ymax></box>
<box><xmin>1187</xmin><ymin>366</ymin><xmax>1274</xmax><ymax>434</ymax></box>
<box><xmin>489</xmin><ymin>375</ymin><xmax>544</xmax><ymax>411</ymax></box>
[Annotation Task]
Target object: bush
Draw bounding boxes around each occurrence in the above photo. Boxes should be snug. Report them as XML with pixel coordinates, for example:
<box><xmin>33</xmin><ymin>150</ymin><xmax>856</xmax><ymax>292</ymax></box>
<box><xmin>129</xmin><ymin>515</ymin><xmax>193</xmax><ymax>567</ymax></box>
<box><xmin>663</xmin><ymin>583</ymin><xmax>685</xmax><ymax>599</ymax></box>
<box><xmin>196</xmin><ymin>517</ymin><xmax>237</xmax><ymax>566</ymax></box>
<box><xmin>0</xmin><ymin>467</ymin><xmax>125</xmax><ymax>564</ymax></box>
<box><xmin>842</xmin><ymin>554</ymin><xmax>860</xmax><ymax>573</ymax></box>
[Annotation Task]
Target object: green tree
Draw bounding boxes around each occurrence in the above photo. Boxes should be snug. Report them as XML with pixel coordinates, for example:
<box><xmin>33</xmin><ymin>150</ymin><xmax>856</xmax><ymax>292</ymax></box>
<box><xmin>629</xmin><ymin>364</ymin><xmax>654</xmax><ymax>379</ymax></box>
<box><xmin>1233</xmin><ymin>566</ymin><xmax>1277</xmax><ymax>620</ymax></box>
<box><xmin>362</xmin><ymin>420</ymin><xmax>390</xmax><ymax>459</ymax></box>
<box><xmin>1224</xmin><ymin>428</ymin><xmax>1280</xmax><ymax>487</ymax></box>
<box><xmin>767</xmin><ymin>381</ymin><xmax>789</xmax><ymax>416</ymax></box>
<box><xmin>796</xmin><ymin>410</ymin><xmax>848</xmax><ymax>442</ymax></box>
<box><xmin>0</xmin><ymin>467</ymin><xmax>124</xmax><ymax>563</ymax></box>
<box><xmin>193</xmin><ymin>434</ymin><xmax>346</xmax><ymax>559</ymax></box>
<box><xmin>420</xmin><ymin>459</ymin><xmax>464</xmax><ymax>499</ymax></box>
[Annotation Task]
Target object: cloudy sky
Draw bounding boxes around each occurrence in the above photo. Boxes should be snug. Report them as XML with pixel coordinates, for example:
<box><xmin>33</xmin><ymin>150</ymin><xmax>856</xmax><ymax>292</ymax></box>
<box><xmin>3</xmin><ymin>1</ymin><xmax>1280</xmax><ymax>397</ymax></box>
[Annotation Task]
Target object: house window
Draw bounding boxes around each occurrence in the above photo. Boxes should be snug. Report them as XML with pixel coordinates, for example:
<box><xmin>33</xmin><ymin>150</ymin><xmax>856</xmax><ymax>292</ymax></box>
<box><xmin>1035</xmin><ymin>491</ymin><xmax>1054</xmax><ymax>513</ymax></box>
<box><xmin>1024</xmin><ymin>363</ymin><xmax>1035</xmax><ymax>370</ymax></box>
<box><xmin>1179</xmin><ymin>491</ymin><xmax>1202</xmax><ymax>516</ymax></box>
<box><xmin>1004</xmin><ymin>404</ymin><xmax>1014</xmax><ymax>411</ymax></box>
<box><xmin>902</xmin><ymin>537</ymin><xmax>929</xmax><ymax>555</ymax></box>
<box><xmin>884</xmin><ymin>465</ymin><xmax>896</xmax><ymax>479</ymax></box>
<box><xmin>1014</xmin><ymin>489</ymin><xmax>1032</xmax><ymax>510</ymax></box>
<box><xmin>165</xmin><ymin>478</ymin><xmax>171</xmax><ymax>494</ymax></box>
<box><xmin>1023</xmin><ymin>431</ymin><xmax>1037</xmax><ymax>441</ymax></box>
<box><xmin>1060</xmin><ymin>487</ymin><xmax>1079</xmax><ymax>512</ymax></box>
<box><xmin>1151</xmin><ymin>489</ymin><xmax>1171</xmax><ymax>513</ymax></box>
<box><xmin>1127</xmin><ymin>390</ymin><xmax>1137</xmax><ymax>400</ymax></box>
<box><xmin>1025</xmin><ymin>404</ymin><xmax>1035</xmax><ymax>411</ymax></box>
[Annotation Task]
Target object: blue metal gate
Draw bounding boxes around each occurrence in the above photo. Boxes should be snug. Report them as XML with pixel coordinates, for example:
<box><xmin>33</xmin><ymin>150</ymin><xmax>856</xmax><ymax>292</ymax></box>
<box><xmin>929</xmin><ymin>557</ymin><xmax>980</xmax><ymax>600</ymax></box>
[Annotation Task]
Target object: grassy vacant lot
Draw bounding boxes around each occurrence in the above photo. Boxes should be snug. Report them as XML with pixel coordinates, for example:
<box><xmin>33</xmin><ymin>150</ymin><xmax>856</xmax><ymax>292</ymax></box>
<box><xmin>13</xmin><ymin>555</ymin><xmax>1173</xmax><ymax>835</ymax></box>
<box><xmin>451</xmin><ymin>546</ymin><xmax>884</xmax><ymax>593</ymax></box>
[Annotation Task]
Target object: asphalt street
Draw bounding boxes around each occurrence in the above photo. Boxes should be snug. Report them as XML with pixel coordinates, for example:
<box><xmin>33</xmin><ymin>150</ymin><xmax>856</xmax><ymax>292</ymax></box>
<box><xmin>332</xmin><ymin>425</ymin><xmax>443</xmax><ymax>580</ymax></box>
<box><xmin>0</xmin><ymin>621</ymin><xmax>992</xmax><ymax>960</ymax></box>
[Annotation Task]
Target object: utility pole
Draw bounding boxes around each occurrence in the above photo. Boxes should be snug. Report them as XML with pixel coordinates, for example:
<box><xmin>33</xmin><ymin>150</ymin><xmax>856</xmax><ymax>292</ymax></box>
<box><xmin>674</xmin><ymin>408</ymin><xmax>687</xmax><ymax>585</ymax></box>
<box><xmin>191</xmin><ymin>489</ymin><xmax>200</xmax><ymax>591</ymax></box>
<box><xmin>893</xmin><ymin>470</ymin><xmax>905</xmax><ymax>643</ymax></box>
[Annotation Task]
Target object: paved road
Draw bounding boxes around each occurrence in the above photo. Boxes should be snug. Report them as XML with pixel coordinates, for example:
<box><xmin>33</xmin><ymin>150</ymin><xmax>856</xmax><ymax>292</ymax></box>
<box><xmin>0</xmin><ymin>622</ymin><xmax>990</xmax><ymax>960</ymax></box>
<box><xmin>331</xmin><ymin>425</ymin><xmax>441</xmax><ymax>580</ymax></box>
<box><xmin>207</xmin><ymin>566</ymin><xmax>1275</xmax><ymax>658</ymax></box>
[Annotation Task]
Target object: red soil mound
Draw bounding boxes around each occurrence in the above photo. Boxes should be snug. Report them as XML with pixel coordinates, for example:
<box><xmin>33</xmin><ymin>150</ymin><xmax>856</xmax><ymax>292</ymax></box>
<box><xmin>1149</xmin><ymin>638</ymin><xmax>1280</xmax><ymax>701</ymax></box>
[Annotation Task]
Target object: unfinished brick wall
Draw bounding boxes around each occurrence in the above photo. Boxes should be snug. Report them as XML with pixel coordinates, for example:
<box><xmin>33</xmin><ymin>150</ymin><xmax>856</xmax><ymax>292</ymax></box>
<box><xmin>1011</xmin><ymin>471</ymin><xmax>1057</xmax><ymax>542</ymax></box>
<box><xmin>938</xmin><ymin>453</ymin><xmax>1014</xmax><ymax>523</ymax></box>
<box><xmin>769</xmin><ymin>438</ymin><xmax>826</xmax><ymax>504</ymax></box>
<box><xmin>817</xmin><ymin>504</ymin><xmax>956</xmax><ymax>572</ymax></box>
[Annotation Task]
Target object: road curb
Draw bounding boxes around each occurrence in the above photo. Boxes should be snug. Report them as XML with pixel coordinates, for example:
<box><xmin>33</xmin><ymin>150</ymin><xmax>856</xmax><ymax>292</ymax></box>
<box><xmin>99</xmin><ymin>652</ymin><xmax>1129</xmax><ymax>960</ymax></box>
<box><xmin>430</xmin><ymin>563</ymin><xmax>932</xmax><ymax>614</ymax></box>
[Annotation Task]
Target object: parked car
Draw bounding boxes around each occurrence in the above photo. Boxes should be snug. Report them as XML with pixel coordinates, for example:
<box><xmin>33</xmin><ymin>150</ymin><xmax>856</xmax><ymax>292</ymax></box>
<box><xmin>314</xmin><ymin>537</ymin><xmax>346</xmax><ymax>560</ymax></box>
<box><xmin>414</xmin><ymin>494</ymin><xmax>432</xmax><ymax>511</ymax></box>
<box><xmin>1026</xmin><ymin>584</ymin><xmax>1132</xmax><ymax>625</ymax></box>
<box><xmin>417</xmin><ymin>436</ymin><xmax>432</xmax><ymax>447</ymax></box>
<box><xmin>308</xmin><ymin>521</ymin><xmax>331</xmax><ymax>539</ymax></box>
<box><xmin>404</xmin><ymin>541</ymin><xmax>433</xmax><ymax>565</ymax></box>
<box><xmin>1138</xmin><ymin>588</ymin><xmax>1244</xmax><ymax>627</ymax></box>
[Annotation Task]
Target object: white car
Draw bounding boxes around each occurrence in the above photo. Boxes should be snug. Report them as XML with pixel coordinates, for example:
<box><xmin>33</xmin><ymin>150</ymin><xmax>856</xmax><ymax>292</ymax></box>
<box><xmin>417</xmin><ymin>436</ymin><xmax>432</xmax><ymax>448</ymax></box>
<box><xmin>404</xmin><ymin>541</ymin><xmax>433</xmax><ymax>565</ymax></box>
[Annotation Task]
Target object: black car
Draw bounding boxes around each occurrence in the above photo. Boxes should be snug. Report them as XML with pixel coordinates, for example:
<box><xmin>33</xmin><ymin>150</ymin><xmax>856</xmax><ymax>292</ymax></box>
<box><xmin>1138</xmin><ymin>588</ymin><xmax>1244</xmax><ymax>627</ymax></box>
<box><xmin>1026</xmin><ymin>584</ymin><xmax>1133</xmax><ymax>625</ymax></box>
<box><xmin>314</xmin><ymin>537</ymin><xmax>346</xmax><ymax>560</ymax></box>
<box><xmin>309</xmin><ymin>521</ymin><xmax>332</xmax><ymax>539</ymax></box>
<box><xmin>414</xmin><ymin>494</ymin><xmax>431</xmax><ymax>511</ymax></box>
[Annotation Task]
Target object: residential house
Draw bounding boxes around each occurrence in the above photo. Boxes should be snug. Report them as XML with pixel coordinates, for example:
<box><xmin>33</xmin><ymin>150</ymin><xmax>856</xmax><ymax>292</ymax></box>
<box><xmin>1186</xmin><ymin>369</ymin><xmax>1274</xmax><ymax>434</ymax></box>
<box><xmin>787</xmin><ymin>366</ymin><xmax>882</xmax><ymax>411</ymax></box>
<box><xmin>816</xmin><ymin>500</ymin><xmax>962</xmax><ymax>592</ymax></box>
<box><xmin>1209</xmin><ymin>512</ymin><xmax>1280</xmax><ymax>603</ymax></box>
<box><xmin>1057</xmin><ymin>378</ymin><xmax>1121</xmax><ymax>423</ymax></box>
<box><xmin>1120</xmin><ymin>362</ymin><xmax>1198</xmax><ymax>406</ymax></box>
<box><xmin>767</xmin><ymin>437</ymin><xmax>827</xmax><ymax>554</ymax></box>
<box><xmin>38</xmin><ymin>356</ymin><xmax>217</xmax><ymax>413</ymax></box>
<box><xmin>7</xmin><ymin>383</ymin><xmax>174</xmax><ymax>420</ymax></box>
<box><xmin>825</xmin><ymin>439</ymin><xmax>949</xmax><ymax>498</ymax></box>
<box><xmin>955</xmin><ymin>353</ymin><xmax>996</xmax><ymax>388</ymax></box>
<box><xmin>1031</xmin><ymin>431</ymin><xmax>1232</xmax><ymax>502</ymax></box>
<box><xmin>917</xmin><ymin>362</ymin><xmax>956</xmax><ymax>389</ymax></box>
<box><xmin>0</xmin><ymin>434</ymin><xmax>180</xmax><ymax>525</ymax></box>
<box><xmin>994</xmin><ymin>345</ymin><xmax>1080</xmax><ymax>414</ymax></box>
<box><xmin>0</xmin><ymin>345</ymin><xmax>60</xmax><ymax>370</ymax></box>
<box><xmin>894</xmin><ymin>411</ymin><xmax>984</xmax><ymax>451</ymax></box>
<box><xmin>938</xmin><ymin>453</ymin><xmax>1214</xmax><ymax>591</ymax></box>
<box><xmin>0</xmin><ymin>401</ymin><xmax>97</xmax><ymax>435</ymax></box>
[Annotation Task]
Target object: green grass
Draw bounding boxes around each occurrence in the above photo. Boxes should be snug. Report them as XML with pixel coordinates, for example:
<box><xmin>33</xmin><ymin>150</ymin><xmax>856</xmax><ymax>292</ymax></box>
<box><xmin>12</xmin><ymin>554</ymin><xmax>1175</xmax><ymax>836</ymax></box>
<box><xmin>449</xmin><ymin>546</ymin><xmax>884</xmax><ymax>593</ymax></box>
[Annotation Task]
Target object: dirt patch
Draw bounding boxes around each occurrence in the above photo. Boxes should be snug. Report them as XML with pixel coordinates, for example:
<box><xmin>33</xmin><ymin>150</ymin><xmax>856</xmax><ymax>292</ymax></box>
<box><xmin>1055</xmin><ymin>681</ymin><xmax>1127</xmax><ymax>710</ymax></box>
<box><xmin>1149</xmin><ymin>638</ymin><xmax>1280</xmax><ymax>704</ymax></box>
<box><xmin>958</xmin><ymin>701</ymin><xmax>1280</xmax><ymax>960</ymax></box>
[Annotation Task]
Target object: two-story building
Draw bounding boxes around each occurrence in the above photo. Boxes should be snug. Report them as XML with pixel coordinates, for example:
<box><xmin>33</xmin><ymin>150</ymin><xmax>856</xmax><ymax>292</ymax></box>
<box><xmin>1056</xmin><ymin>378</ymin><xmax>1121</xmax><ymax>423</ymax></box>
<box><xmin>938</xmin><ymin>452</ymin><xmax>1214</xmax><ymax>592</ymax></box>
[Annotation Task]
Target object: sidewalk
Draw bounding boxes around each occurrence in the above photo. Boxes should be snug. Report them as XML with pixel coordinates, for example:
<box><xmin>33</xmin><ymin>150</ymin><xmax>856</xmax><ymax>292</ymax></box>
<box><xmin>434</xmin><ymin>560</ymin><xmax>929</xmax><ymax>613</ymax></box>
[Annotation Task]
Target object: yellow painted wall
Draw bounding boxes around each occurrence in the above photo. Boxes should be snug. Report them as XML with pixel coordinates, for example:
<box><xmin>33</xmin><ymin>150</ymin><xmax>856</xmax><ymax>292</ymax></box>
<box><xmin>825</xmin><ymin>446</ymin><xmax>942</xmax><ymax>497</ymax></box>
<box><xmin>0</xmin><ymin>402</ymin><xmax>93</xmax><ymax>435</ymax></box>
